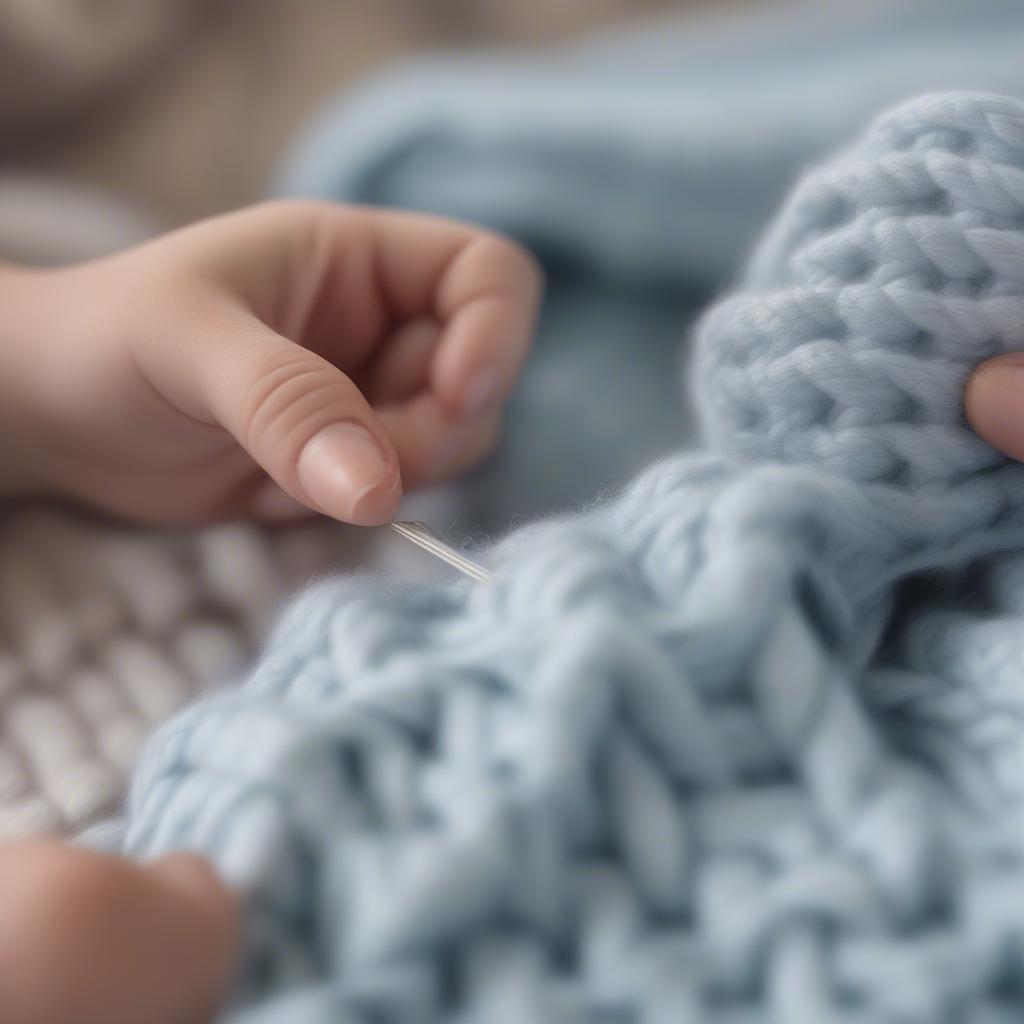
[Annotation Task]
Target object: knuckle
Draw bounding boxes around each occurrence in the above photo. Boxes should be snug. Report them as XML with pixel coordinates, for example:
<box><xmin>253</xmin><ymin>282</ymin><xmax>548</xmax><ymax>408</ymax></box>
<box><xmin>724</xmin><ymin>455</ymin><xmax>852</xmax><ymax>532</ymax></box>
<box><xmin>246</xmin><ymin>200</ymin><xmax>347</xmax><ymax>260</ymax></box>
<box><xmin>484</xmin><ymin>234</ymin><xmax>544</xmax><ymax>292</ymax></box>
<box><xmin>240</xmin><ymin>349</ymin><xmax>345</xmax><ymax>454</ymax></box>
<box><xmin>483</xmin><ymin>235</ymin><xmax>548</xmax><ymax>303</ymax></box>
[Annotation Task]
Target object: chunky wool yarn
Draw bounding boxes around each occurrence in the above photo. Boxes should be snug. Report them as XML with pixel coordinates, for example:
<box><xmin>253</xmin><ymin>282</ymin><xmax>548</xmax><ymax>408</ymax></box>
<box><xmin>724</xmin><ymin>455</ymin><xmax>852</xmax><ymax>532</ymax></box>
<box><xmin>114</xmin><ymin>93</ymin><xmax>1024</xmax><ymax>1022</ymax></box>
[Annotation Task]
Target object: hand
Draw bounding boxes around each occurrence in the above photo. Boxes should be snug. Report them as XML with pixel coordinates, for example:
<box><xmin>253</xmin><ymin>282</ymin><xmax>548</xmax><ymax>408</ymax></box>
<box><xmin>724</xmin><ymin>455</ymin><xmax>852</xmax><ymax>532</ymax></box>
<box><xmin>0</xmin><ymin>201</ymin><xmax>541</xmax><ymax>525</ymax></box>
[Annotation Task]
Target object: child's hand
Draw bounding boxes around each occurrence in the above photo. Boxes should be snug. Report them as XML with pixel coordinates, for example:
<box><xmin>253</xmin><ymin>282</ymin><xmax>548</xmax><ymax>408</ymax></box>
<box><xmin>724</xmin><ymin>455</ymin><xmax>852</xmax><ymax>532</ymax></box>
<box><xmin>0</xmin><ymin>202</ymin><xmax>541</xmax><ymax>525</ymax></box>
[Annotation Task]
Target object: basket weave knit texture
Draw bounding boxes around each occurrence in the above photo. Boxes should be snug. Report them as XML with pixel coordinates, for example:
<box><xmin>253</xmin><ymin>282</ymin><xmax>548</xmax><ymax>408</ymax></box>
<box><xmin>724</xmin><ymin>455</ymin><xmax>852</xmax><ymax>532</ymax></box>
<box><xmin>117</xmin><ymin>92</ymin><xmax>1024</xmax><ymax>1022</ymax></box>
<box><xmin>0</xmin><ymin>510</ymin><xmax>394</xmax><ymax>839</ymax></box>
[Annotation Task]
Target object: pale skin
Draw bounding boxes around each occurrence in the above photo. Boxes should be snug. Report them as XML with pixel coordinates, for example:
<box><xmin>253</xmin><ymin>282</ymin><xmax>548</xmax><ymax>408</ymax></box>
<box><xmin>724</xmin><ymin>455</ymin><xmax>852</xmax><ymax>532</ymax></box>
<box><xmin>0</xmin><ymin>200</ymin><xmax>541</xmax><ymax>1024</ymax></box>
<box><xmin>0</xmin><ymin>198</ymin><xmax>1016</xmax><ymax>1023</ymax></box>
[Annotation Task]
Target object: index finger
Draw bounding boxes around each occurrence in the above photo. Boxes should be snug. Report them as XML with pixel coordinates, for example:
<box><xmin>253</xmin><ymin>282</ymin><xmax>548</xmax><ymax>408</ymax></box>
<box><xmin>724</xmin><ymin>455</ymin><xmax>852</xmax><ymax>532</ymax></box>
<box><xmin>197</xmin><ymin>201</ymin><xmax>544</xmax><ymax>419</ymax></box>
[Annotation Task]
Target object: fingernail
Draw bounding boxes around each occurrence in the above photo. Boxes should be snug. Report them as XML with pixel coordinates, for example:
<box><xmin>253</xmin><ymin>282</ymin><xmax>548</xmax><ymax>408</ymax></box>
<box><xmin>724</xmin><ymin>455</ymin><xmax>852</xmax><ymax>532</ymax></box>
<box><xmin>463</xmin><ymin>367</ymin><xmax>500</xmax><ymax>417</ymax></box>
<box><xmin>297</xmin><ymin>422</ymin><xmax>395</xmax><ymax>523</ymax></box>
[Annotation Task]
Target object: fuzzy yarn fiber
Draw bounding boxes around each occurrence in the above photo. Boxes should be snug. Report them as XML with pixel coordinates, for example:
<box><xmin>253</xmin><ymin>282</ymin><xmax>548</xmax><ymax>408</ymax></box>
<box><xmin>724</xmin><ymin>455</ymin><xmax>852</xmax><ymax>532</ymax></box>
<box><xmin>111</xmin><ymin>92</ymin><xmax>1024</xmax><ymax>1022</ymax></box>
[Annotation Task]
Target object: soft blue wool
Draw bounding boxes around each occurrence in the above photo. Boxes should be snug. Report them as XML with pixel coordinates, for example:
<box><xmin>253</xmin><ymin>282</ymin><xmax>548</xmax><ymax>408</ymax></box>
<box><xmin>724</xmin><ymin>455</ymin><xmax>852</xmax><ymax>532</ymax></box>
<box><xmin>101</xmin><ymin>90</ymin><xmax>1024</xmax><ymax>1021</ymax></box>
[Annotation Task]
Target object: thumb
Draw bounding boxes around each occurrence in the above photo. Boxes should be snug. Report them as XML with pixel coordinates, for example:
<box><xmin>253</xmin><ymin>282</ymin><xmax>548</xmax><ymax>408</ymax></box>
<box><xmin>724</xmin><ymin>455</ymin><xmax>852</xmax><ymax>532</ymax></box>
<box><xmin>183</xmin><ymin>309</ymin><xmax>402</xmax><ymax>525</ymax></box>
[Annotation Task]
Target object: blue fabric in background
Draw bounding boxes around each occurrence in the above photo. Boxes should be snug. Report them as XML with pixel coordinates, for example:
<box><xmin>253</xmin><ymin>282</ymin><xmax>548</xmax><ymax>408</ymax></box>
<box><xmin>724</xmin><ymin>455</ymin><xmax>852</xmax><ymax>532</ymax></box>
<box><xmin>276</xmin><ymin>0</ymin><xmax>1024</xmax><ymax>531</ymax></box>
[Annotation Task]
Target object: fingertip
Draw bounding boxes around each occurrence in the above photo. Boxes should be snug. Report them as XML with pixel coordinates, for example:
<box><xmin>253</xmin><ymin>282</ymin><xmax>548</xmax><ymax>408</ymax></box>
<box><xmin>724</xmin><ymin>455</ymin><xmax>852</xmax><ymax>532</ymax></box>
<box><xmin>142</xmin><ymin>854</ymin><xmax>241</xmax><ymax>1021</ymax></box>
<box><xmin>430</xmin><ymin>237</ymin><xmax>541</xmax><ymax>420</ymax></box>
<box><xmin>295</xmin><ymin>421</ymin><xmax>402</xmax><ymax>525</ymax></box>
<box><xmin>966</xmin><ymin>356</ymin><xmax>1024</xmax><ymax>462</ymax></box>
<box><xmin>147</xmin><ymin>853</ymin><xmax>240</xmax><ymax>952</ymax></box>
<box><xmin>347</xmin><ymin>471</ymin><xmax>403</xmax><ymax>525</ymax></box>
<box><xmin>431</xmin><ymin>311</ymin><xmax>518</xmax><ymax>421</ymax></box>
<box><xmin>148</xmin><ymin>852</ymin><xmax>238</xmax><ymax>914</ymax></box>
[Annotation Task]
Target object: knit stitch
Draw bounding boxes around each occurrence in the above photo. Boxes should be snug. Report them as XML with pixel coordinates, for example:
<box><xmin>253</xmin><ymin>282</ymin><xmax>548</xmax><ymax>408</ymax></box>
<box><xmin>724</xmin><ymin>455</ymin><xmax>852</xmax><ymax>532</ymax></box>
<box><xmin>114</xmin><ymin>92</ymin><xmax>1024</xmax><ymax>1022</ymax></box>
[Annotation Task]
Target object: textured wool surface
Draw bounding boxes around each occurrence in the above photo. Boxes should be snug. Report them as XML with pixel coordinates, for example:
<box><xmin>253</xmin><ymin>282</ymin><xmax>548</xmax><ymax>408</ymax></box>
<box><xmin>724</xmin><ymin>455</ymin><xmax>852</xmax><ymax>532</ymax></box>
<box><xmin>101</xmin><ymin>92</ymin><xmax>1024</xmax><ymax>1022</ymax></box>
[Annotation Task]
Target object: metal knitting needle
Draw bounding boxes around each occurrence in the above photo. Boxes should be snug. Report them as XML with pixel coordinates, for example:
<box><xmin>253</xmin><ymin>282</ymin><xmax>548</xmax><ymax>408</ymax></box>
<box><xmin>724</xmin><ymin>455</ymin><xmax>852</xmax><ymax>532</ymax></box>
<box><xmin>390</xmin><ymin>521</ymin><xmax>493</xmax><ymax>583</ymax></box>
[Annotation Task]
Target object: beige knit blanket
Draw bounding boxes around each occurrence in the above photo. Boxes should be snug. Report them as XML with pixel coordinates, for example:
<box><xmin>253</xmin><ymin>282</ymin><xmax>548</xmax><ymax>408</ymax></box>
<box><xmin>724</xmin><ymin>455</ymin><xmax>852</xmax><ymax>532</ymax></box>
<box><xmin>0</xmin><ymin>500</ymin><xmax>451</xmax><ymax>839</ymax></box>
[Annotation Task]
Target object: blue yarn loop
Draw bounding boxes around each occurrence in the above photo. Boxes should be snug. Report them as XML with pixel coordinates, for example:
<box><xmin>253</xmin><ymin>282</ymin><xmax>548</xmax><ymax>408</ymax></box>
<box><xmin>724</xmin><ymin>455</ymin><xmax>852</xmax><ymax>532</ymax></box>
<box><xmin>119</xmin><ymin>93</ymin><xmax>1024</xmax><ymax>1022</ymax></box>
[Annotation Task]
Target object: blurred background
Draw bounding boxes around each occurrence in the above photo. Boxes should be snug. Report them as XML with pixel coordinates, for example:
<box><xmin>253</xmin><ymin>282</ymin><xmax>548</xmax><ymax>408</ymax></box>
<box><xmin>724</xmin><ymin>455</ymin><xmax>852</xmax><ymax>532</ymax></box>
<box><xmin>0</xmin><ymin>0</ymin><xmax>752</xmax><ymax>261</ymax></box>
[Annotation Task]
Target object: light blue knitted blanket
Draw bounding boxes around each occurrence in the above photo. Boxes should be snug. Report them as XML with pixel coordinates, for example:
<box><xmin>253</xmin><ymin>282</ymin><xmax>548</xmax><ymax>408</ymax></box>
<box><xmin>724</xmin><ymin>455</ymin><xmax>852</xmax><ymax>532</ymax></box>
<box><xmin>104</xmin><ymin>89</ymin><xmax>1024</xmax><ymax>1021</ymax></box>
<box><xmin>102</xmin><ymin>8</ymin><xmax>1024</xmax><ymax>1021</ymax></box>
